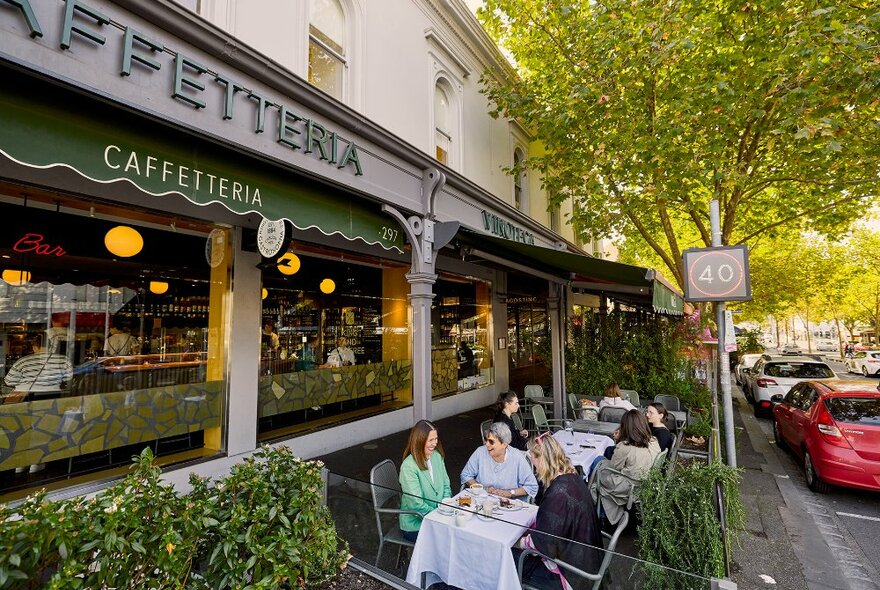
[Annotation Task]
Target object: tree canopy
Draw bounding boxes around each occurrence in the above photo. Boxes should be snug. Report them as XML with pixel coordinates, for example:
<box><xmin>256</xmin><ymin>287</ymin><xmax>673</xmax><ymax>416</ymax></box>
<box><xmin>479</xmin><ymin>0</ymin><xmax>880</xmax><ymax>287</ymax></box>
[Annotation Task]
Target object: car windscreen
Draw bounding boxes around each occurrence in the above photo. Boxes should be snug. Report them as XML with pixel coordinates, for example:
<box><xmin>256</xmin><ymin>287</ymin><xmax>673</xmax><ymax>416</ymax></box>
<box><xmin>825</xmin><ymin>397</ymin><xmax>880</xmax><ymax>425</ymax></box>
<box><xmin>764</xmin><ymin>363</ymin><xmax>834</xmax><ymax>379</ymax></box>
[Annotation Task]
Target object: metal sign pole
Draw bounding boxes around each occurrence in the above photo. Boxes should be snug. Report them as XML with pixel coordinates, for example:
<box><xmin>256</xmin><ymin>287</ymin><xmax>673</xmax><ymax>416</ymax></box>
<box><xmin>710</xmin><ymin>201</ymin><xmax>737</xmax><ymax>468</ymax></box>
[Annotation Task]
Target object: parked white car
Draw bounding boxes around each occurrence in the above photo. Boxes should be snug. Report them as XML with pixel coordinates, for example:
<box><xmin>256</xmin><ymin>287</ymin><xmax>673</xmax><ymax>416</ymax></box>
<box><xmin>815</xmin><ymin>340</ymin><xmax>838</xmax><ymax>353</ymax></box>
<box><xmin>746</xmin><ymin>356</ymin><xmax>836</xmax><ymax>417</ymax></box>
<box><xmin>845</xmin><ymin>350</ymin><xmax>880</xmax><ymax>376</ymax></box>
<box><xmin>734</xmin><ymin>353</ymin><xmax>764</xmax><ymax>386</ymax></box>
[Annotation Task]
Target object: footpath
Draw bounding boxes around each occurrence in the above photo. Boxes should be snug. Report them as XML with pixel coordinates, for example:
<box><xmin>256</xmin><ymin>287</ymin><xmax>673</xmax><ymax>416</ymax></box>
<box><xmin>318</xmin><ymin>386</ymin><xmax>857</xmax><ymax>590</ymax></box>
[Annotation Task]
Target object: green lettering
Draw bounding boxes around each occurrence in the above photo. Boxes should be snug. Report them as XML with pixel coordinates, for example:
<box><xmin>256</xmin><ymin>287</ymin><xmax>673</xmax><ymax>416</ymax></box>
<box><xmin>247</xmin><ymin>91</ymin><xmax>274</xmax><ymax>133</ymax></box>
<box><xmin>337</xmin><ymin>142</ymin><xmax>363</xmax><ymax>176</ymax></box>
<box><xmin>481</xmin><ymin>211</ymin><xmax>492</xmax><ymax>231</ymax></box>
<box><xmin>305</xmin><ymin>120</ymin><xmax>329</xmax><ymax>161</ymax></box>
<box><xmin>2</xmin><ymin>0</ymin><xmax>42</xmax><ymax>38</ymax></box>
<box><xmin>215</xmin><ymin>74</ymin><xmax>243</xmax><ymax>121</ymax></box>
<box><xmin>121</xmin><ymin>27</ymin><xmax>163</xmax><ymax>76</ymax></box>
<box><xmin>172</xmin><ymin>53</ymin><xmax>208</xmax><ymax>109</ymax></box>
<box><xmin>277</xmin><ymin>105</ymin><xmax>303</xmax><ymax>150</ymax></box>
<box><xmin>61</xmin><ymin>0</ymin><xmax>108</xmax><ymax>50</ymax></box>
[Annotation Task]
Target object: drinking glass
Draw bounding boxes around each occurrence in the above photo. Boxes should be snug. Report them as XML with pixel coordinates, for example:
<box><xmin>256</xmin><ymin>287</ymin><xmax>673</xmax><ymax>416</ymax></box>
<box><xmin>563</xmin><ymin>419</ymin><xmax>574</xmax><ymax>442</ymax></box>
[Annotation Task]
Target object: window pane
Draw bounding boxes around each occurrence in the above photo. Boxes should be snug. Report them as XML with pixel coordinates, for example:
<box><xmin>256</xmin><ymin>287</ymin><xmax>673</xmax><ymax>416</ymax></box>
<box><xmin>0</xmin><ymin>197</ymin><xmax>228</xmax><ymax>500</ymax></box>
<box><xmin>257</xmin><ymin>250</ymin><xmax>413</xmax><ymax>440</ymax></box>
<box><xmin>432</xmin><ymin>275</ymin><xmax>494</xmax><ymax>395</ymax></box>
<box><xmin>309</xmin><ymin>39</ymin><xmax>344</xmax><ymax>100</ymax></box>
<box><xmin>434</xmin><ymin>85</ymin><xmax>450</xmax><ymax>134</ymax></box>
<box><xmin>309</xmin><ymin>0</ymin><xmax>345</xmax><ymax>55</ymax></box>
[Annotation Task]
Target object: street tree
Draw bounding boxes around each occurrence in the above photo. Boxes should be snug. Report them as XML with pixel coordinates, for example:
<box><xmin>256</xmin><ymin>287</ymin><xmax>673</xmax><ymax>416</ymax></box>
<box><xmin>479</xmin><ymin>0</ymin><xmax>880</xmax><ymax>287</ymax></box>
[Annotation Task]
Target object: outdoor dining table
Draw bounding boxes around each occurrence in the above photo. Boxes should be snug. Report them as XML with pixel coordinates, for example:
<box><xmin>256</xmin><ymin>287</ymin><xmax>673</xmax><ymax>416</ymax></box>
<box><xmin>406</xmin><ymin>490</ymin><xmax>538</xmax><ymax>590</ymax></box>
<box><xmin>552</xmin><ymin>430</ymin><xmax>614</xmax><ymax>474</ymax></box>
<box><xmin>571</xmin><ymin>419</ymin><xmax>618</xmax><ymax>437</ymax></box>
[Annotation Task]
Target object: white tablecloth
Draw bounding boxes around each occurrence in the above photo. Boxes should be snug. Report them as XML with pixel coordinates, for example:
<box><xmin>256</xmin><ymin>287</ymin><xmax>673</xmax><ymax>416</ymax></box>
<box><xmin>406</xmin><ymin>492</ymin><xmax>538</xmax><ymax>590</ymax></box>
<box><xmin>552</xmin><ymin>430</ymin><xmax>614</xmax><ymax>474</ymax></box>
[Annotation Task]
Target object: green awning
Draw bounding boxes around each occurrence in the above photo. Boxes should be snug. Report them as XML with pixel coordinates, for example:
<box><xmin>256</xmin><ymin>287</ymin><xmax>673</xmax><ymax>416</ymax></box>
<box><xmin>458</xmin><ymin>230</ymin><xmax>685</xmax><ymax>315</ymax></box>
<box><xmin>0</xmin><ymin>68</ymin><xmax>403</xmax><ymax>252</ymax></box>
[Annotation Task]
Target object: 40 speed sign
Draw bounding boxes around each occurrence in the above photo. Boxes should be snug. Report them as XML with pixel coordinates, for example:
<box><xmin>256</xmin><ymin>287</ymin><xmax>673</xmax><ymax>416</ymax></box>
<box><xmin>682</xmin><ymin>245</ymin><xmax>751</xmax><ymax>302</ymax></box>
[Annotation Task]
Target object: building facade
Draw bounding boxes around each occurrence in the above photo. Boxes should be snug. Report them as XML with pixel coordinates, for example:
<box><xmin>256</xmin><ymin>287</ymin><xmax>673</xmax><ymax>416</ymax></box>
<box><xmin>0</xmin><ymin>0</ymin><xmax>679</xmax><ymax>500</ymax></box>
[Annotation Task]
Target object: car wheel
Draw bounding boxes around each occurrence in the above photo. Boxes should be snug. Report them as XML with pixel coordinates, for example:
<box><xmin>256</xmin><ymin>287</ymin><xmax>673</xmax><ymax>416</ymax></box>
<box><xmin>773</xmin><ymin>419</ymin><xmax>786</xmax><ymax>450</ymax></box>
<box><xmin>863</xmin><ymin>365</ymin><xmax>870</xmax><ymax>377</ymax></box>
<box><xmin>804</xmin><ymin>451</ymin><xmax>831</xmax><ymax>493</ymax></box>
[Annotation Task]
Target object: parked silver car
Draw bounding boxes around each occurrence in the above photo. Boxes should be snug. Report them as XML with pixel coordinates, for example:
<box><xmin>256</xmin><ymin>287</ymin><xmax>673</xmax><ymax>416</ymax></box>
<box><xmin>744</xmin><ymin>355</ymin><xmax>835</xmax><ymax>417</ymax></box>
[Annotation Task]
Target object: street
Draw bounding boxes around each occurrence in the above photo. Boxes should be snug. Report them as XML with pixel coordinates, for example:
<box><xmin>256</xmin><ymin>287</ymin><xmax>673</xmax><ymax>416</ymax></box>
<box><xmin>748</xmin><ymin>355</ymin><xmax>880</xmax><ymax>588</ymax></box>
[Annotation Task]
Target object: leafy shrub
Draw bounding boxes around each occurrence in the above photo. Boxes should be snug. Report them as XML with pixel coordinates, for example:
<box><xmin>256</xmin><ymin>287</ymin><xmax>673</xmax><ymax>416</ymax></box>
<box><xmin>0</xmin><ymin>447</ymin><xmax>349</xmax><ymax>590</ymax></box>
<box><xmin>637</xmin><ymin>461</ymin><xmax>745</xmax><ymax>588</ymax></box>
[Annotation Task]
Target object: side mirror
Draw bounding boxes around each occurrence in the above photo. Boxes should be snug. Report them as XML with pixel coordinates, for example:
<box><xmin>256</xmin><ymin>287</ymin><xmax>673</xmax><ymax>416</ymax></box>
<box><xmin>770</xmin><ymin>394</ymin><xmax>784</xmax><ymax>403</ymax></box>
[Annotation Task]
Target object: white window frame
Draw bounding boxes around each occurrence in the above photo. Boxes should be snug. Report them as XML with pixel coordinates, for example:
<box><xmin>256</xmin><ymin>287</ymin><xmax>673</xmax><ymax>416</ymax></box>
<box><xmin>301</xmin><ymin>0</ymin><xmax>365</xmax><ymax>109</ymax></box>
<box><xmin>512</xmin><ymin>146</ymin><xmax>528</xmax><ymax>214</ymax></box>
<box><xmin>430</xmin><ymin>73</ymin><xmax>463</xmax><ymax>170</ymax></box>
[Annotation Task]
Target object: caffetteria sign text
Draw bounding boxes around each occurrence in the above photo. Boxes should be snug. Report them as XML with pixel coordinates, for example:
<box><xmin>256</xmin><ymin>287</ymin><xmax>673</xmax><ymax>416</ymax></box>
<box><xmin>3</xmin><ymin>0</ymin><xmax>364</xmax><ymax>179</ymax></box>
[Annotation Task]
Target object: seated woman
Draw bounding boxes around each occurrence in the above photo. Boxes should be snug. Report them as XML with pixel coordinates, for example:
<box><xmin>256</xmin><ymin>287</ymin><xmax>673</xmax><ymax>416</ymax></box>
<box><xmin>590</xmin><ymin>409</ymin><xmax>660</xmax><ymax>525</ymax></box>
<box><xmin>493</xmin><ymin>391</ymin><xmax>529</xmax><ymax>451</ymax></box>
<box><xmin>461</xmin><ymin>422</ymin><xmax>539</xmax><ymax>500</ymax></box>
<box><xmin>399</xmin><ymin>420</ymin><xmax>452</xmax><ymax>542</ymax></box>
<box><xmin>646</xmin><ymin>402</ymin><xmax>674</xmax><ymax>452</ymax></box>
<box><xmin>514</xmin><ymin>433</ymin><xmax>603</xmax><ymax>590</ymax></box>
<box><xmin>597</xmin><ymin>383</ymin><xmax>636</xmax><ymax>412</ymax></box>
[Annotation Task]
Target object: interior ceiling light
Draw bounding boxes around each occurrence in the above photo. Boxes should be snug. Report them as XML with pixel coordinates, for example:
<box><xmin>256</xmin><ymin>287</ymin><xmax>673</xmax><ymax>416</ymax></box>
<box><xmin>104</xmin><ymin>225</ymin><xmax>144</xmax><ymax>258</ymax></box>
<box><xmin>261</xmin><ymin>288</ymin><xmax>268</xmax><ymax>300</ymax></box>
<box><xmin>149</xmin><ymin>281</ymin><xmax>169</xmax><ymax>295</ymax></box>
<box><xmin>2</xmin><ymin>270</ymin><xmax>31</xmax><ymax>286</ymax></box>
<box><xmin>320</xmin><ymin>278</ymin><xmax>336</xmax><ymax>294</ymax></box>
<box><xmin>276</xmin><ymin>252</ymin><xmax>301</xmax><ymax>276</ymax></box>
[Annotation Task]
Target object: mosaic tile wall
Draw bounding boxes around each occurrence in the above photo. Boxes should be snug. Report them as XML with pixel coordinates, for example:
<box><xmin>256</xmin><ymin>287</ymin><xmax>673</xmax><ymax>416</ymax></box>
<box><xmin>432</xmin><ymin>348</ymin><xmax>458</xmax><ymax>397</ymax></box>
<box><xmin>258</xmin><ymin>360</ymin><xmax>413</xmax><ymax>418</ymax></box>
<box><xmin>0</xmin><ymin>382</ymin><xmax>223</xmax><ymax>471</ymax></box>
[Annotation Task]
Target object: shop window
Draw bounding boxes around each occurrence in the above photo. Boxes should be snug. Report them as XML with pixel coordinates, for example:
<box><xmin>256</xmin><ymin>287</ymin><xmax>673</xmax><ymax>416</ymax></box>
<box><xmin>432</xmin><ymin>274</ymin><xmax>494</xmax><ymax>395</ymax></box>
<box><xmin>549</xmin><ymin>205</ymin><xmax>560</xmax><ymax>233</ymax></box>
<box><xmin>257</xmin><ymin>246</ymin><xmax>412</xmax><ymax>440</ymax></box>
<box><xmin>309</xmin><ymin>0</ymin><xmax>347</xmax><ymax>101</ymax></box>
<box><xmin>0</xmin><ymin>194</ymin><xmax>229</xmax><ymax>501</ymax></box>
<box><xmin>506</xmin><ymin>283</ymin><xmax>550</xmax><ymax>393</ymax></box>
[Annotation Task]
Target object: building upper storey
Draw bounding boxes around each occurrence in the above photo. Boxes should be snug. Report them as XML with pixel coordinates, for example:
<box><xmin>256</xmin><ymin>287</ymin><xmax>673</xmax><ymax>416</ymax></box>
<box><xmin>191</xmin><ymin>0</ymin><xmax>588</xmax><ymax>249</ymax></box>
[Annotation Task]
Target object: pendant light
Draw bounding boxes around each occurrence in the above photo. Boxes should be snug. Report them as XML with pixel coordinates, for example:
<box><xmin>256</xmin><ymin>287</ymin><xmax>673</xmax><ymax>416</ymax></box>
<box><xmin>2</xmin><ymin>269</ymin><xmax>31</xmax><ymax>286</ymax></box>
<box><xmin>320</xmin><ymin>278</ymin><xmax>336</xmax><ymax>294</ymax></box>
<box><xmin>149</xmin><ymin>281</ymin><xmax>169</xmax><ymax>295</ymax></box>
<box><xmin>105</xmin><ymin>225</ymin><xmax>144</xmax><ymax>257</ymax></box>
<box><xmin>276</xmin><ymin>252</ymin><xmax>301</xmax><ymax>276</ymax></box>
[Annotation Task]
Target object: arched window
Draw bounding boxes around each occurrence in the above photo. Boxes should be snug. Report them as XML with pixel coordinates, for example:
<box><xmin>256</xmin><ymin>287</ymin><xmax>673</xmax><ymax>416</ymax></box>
<box><xmin>513</xmin><ymin>147</ymin><xmax>527</xmax><ymax>212</ymax></box>
<box><xmin>434</xmin><ymin>82</ymin><xmax>453</xmax><ymax>165</ymax></box>
<box><xmin>309</xmin><ymin>0</ymin><xmax>346</xmax><ymax>100</ymax></box>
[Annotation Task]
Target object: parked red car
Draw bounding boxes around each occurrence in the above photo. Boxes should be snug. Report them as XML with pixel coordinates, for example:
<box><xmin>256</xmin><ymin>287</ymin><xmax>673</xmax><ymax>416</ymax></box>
<box><xmin>772</xmin><ymin>380</ymin><xmax>880</xmax><ymax>493</ymax></box>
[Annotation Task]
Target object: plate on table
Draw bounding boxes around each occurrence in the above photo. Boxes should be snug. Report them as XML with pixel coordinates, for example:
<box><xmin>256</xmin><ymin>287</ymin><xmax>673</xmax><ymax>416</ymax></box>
<box><xmin>465</xmin><ymin>487</ymin><xmax>488</xmax><ymax>497</ymax></box>
<box><xmin>437</xmin><ymin>503</ymin><xmax>456</xmax><ymax>516</ymax></box>
<box><xmin>498</xmin><ymin>500</ymin><xmax>525</xmax><ymax>512</ymax></box>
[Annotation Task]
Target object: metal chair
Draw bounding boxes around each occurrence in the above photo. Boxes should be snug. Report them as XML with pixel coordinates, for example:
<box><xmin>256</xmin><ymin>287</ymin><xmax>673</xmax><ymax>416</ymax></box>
<box><xmin>369</xmin><ymin>459</ymin><xmax>422</xmax><ymax>568</ymax></box>
<box><xmin>531</xmin><ymin>404</ymin><xmax>566</xmax><ymax>433</ymax></box>
<box><xmin>653</xmin><ymin>394</ymin><xmax>680</xmax><ymax>411</ymax></box>
<box><xmin>480</xmin><ymin>419</ymin><xmax>493</xmax><ymax>440</ymax></box>
<box><xmin>598</xmin><ymin>406</ymin><xmax>627</xmax><ymax>425</ymax></box>
<box><xmin>524</xmin><ymin>384</ymin><xmax>544</xmax><ymax>399</ymax></box>
<box><xmin>567</xmin><ymin>393</ymin><xmax>580</xmax><ymax>417</ymax></box>
<box><xmin>511</xmin><ymin>412</ymin><xmax>525</xmax><ymax>433</ymax></box>
<box><xmin>517</xmin><ymin>511</ymin><xmax>630</xmax><ymax>590</ymax></box>
<box><xmin>620</xmin><ymin>389</ymin><xmax>640</xmax><ymax>407</ymax></box>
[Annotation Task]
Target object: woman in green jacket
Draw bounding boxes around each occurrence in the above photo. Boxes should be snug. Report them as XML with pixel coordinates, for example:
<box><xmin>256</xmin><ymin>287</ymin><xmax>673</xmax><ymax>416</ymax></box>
<box><xmin>399</xmin><ymin>419</ymin><xmax>452</xmax><ymax>541</ymax></box>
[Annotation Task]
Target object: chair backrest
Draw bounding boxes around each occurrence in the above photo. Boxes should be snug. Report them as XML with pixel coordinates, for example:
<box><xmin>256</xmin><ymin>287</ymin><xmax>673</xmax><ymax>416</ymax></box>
<box><xmin>480</xmin><ymin>419</ymin><xmax>493</xmax><ymax>440</ymax></box>
<box><xmin>524</xmin><ymin>385</ymin><xmax>544</xmax><ymax>399</ymax></box>
<box><xmin>370</xmin><ymin>459</ymin><xmax>401</xmax><ymax>512</ymax></box>
<box><xmin>598</xmin><ymin>406</ymin><xmax>627</xmax><ymax>425</ymax></box>
<box><xmin>531</xmin><ymin>404</ymin><xmax>550</xmax><ymax>432</ymax></box>
<box><xmin>652</xmin><ymin>448</ymin><xmax>669</xmax><ymax>471</ymax></box>
<box><xmin>654</xmin><ymin>394</ymin><xmax>681</xmax><ymax>411</ymax></box>
<box><xmin>369</xmin><ymin>459</ymin><xmax>400</xmax><ymax>543</ymax></box>
<box><xmin>666</xmin><ymin>430</ymin><xmax>685</xmax><ymax>476</ymax></box>
<box><xmin>568</xmin><ymin>393</ymin><xmax>579</xmax><ymax>412</ymax></box>
<box><xmin>511</xmin><ymin>412</ymin><xmax>524</xmax><ymax>432</ymax></box>
<box><xmin>620</xmin><ymin>390</ymin><xmax>640</xmax><ymax>407</ymax></box>
<box><xmin>521</xmin><ymin>510</ymin><xmax>629</xmax><ymax>590</ymax></box>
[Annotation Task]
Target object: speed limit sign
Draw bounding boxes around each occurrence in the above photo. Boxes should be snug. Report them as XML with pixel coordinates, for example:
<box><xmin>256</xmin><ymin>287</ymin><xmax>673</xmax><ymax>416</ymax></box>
<box><xmin>682</xmin><ymin>245</ymin><xmax>751</xmax><ymax>302</ymax></box>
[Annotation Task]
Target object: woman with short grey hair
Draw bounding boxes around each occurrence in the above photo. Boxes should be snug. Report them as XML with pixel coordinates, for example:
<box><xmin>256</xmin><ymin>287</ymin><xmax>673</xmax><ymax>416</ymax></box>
<box><xmin>460</xmin><ymin>420</ymin><xmax>538</xmax><ymax>499</ymax></box>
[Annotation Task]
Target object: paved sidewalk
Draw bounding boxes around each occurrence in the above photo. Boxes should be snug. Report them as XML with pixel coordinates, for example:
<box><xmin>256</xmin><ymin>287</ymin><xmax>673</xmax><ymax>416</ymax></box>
<box><xmin>318</xmin><ymin>389</ymin><xmax>850</xmax><ymax>590</ymax></box>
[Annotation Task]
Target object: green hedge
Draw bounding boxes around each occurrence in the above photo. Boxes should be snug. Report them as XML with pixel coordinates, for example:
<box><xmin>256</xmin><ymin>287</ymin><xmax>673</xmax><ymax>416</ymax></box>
<box><xmin>0</xmin><ymin>446</ymin><xmax>349</xmax><ymax>589</ymax></box>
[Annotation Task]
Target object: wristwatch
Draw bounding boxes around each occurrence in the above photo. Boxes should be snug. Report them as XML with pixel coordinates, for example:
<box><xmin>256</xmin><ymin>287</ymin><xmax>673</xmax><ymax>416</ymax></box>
<box><xmin>509</xmin><ymin>489</ymin><xmax>516</xmax><ymax>497</ymax></box>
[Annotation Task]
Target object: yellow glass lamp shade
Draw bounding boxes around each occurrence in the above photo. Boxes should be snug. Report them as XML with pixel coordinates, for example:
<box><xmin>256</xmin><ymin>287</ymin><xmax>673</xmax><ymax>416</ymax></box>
<box><xmin>149</xmin><ymin>281</ymin><xmax>169</xmax><ymax>295</ymax></box>
<box><xmin>276</xmin><ymin>252</ymin><xmax>301</xmax><ymax>276</ymax></box>
<box><xmin>320</xmin><ymin>278</ymin><xmax>335</xmax><ymax>294</ymax></box>
<box><xmin>261</xmin><ymin>288</ymin><xmax>268</xmax><ymax>300</ymax></box>
<box><xmin>2</xmin><ymin>269</ymin><xmax>31</xmax><ymax>285</ymax></box>
<box><xmin>104</xmin><ymin>225</ymin><xmax>144</xmax><ymax>257</ymax></box>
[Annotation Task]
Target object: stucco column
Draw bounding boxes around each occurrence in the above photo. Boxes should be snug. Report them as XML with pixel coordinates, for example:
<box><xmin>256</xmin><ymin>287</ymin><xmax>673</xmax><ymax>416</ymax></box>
<box><xmin>407</xmin><ymin>271</ymin><xmax>437</xmax><ymax>421</ymax></box>
<box><xmin>548</xmin><ymin>284</ymin><xmax>565</xmax><ymax>418</ymax></box>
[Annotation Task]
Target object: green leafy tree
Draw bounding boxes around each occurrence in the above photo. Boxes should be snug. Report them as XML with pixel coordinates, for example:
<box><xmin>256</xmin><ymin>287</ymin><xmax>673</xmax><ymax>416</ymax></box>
<box><xmin>479</xmin><ymin>0</ymin><xmax>880</xmax><ymax>287</ymax></box>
